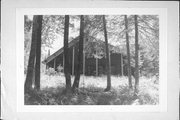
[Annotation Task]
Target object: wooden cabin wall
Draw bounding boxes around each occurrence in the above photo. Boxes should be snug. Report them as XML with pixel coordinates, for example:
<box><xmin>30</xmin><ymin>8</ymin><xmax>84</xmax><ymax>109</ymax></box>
<box><xmin>85</xmin><ymin>57</ymin><xmax>96</xmax><ymax>76</ymax></box>
<box><xmin>111</xmin><ymin>53</ymin><xmax>120</xmax><ymax>75</ymax></box>
<box><xmin>46</xmin><ymin>53</ymin><xmax>128</xmax><ymax>76</ymax></box>
<box><xmin>56</xmin><ymin>54</ymin><xmax>63</xmax><ymax>72</ymax></box>
<box><xmin>45</xmin><ymin>43</ymin><xmax>132</xmax><ymax>76</ymax></box>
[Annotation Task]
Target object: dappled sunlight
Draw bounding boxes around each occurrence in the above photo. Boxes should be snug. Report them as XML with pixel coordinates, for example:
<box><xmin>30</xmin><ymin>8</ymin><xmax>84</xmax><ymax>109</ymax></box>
<box><xmin>24</xmin><ymin>15</ymin><xmax>160</xmax><ymax>106</ymax></box>
<box><xmin>25</xmin><ymin>74</ymin><xmax>159</xmax><ymax>105</ymax></box>
<box><xmin>41</xmin><ymin>74</ymin><xmax>65</xmax><ymax>88</ymax></box>
<box><xmin>40</xmin><ymin>74</ymin><xmax>130</xmax><ymax>89</ymax></box>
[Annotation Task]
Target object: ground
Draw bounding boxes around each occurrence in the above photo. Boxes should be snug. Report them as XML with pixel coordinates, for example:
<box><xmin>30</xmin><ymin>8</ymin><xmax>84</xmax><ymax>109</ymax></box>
<box><xmin>25</xmin><ymin>73</ymin><xmax>159</xmax><ymax>105</ymax></box>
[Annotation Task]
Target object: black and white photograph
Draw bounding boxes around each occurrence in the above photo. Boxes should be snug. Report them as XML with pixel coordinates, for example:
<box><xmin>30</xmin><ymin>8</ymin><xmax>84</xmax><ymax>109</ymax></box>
<box><xmin>1</xmin><ymin>1</ymin><xmax>179</xmax><ymax>120</ymax></box>
<box><xmin>24</xmin><ymin>14</ymin><xmax>159</xmax><ymax>105</ymax></box>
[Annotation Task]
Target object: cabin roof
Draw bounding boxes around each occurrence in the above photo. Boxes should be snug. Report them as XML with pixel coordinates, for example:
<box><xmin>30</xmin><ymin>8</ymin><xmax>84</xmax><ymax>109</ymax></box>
<box><xmin>42</xmin><ymin>37</ymin><xmax>79</xmax><ymax>64</ymax></box>
<box><xmin>43</xmin><ymin>36</ymin><xmax>123</xmax><ymax>64</ymax></box>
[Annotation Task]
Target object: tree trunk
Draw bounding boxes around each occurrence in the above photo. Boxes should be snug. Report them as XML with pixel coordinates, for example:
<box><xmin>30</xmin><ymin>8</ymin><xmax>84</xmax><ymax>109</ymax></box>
<box><xmin>72</xmin><ymin>15</ymin><xmax>84</xmax><ymax>91</ymax></box>
<box><xmin>121</xmin><ymin>54</ymin><xmax>124</xmax><ymax>76</ymax></box>
<box><xmin>72</xmin><ymin>47</ymin><xmax>75</xmax><ymax>76</ymax></box>
<box><xmin>96</xmin><ymin>57</ymin><xmax>98</xmax><ymax>76</ymax></box>
<box><xmin>25</xmin><ymin>15</ymin><xmax>40</xmax><ymax>93</ymax></box>
<box><xmin>64</xmin><ymin>15</ymin><xmax>71</xmax><ymax>93</ymax></box>
<box><xmin>134</xmin><ymin>15</ymin><xmax>139</xmax><ymax>94</ymax></box>
<box><xmin>83</xmin><ymin>49</ymin><xmax>86</xmax><ymax>75</ymax></box>
<box><xmin>103</xmin><ymin>15</ymin><xmax>111</xmax><ymax>91</ymax></box>
<box><xmin>34</xmin><ymin>15</ymin><xmax>43</xmax><ymax>90</ymax></box>
<box><xmin>124</xmin><ymin>15</ymin><xmax>132</xmax><ymax>89</ymax></box>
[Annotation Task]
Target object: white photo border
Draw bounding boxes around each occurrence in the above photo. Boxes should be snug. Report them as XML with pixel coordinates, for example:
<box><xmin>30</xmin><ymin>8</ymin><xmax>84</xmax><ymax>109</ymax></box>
<box><xmin>16</xmin><ymin>8</ymin><xmax>167</xmax><ymax>112</ymax></box>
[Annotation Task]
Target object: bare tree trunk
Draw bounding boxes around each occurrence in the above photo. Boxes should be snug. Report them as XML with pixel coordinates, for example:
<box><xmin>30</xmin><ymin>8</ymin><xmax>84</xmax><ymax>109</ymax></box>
<box><xmin>134</xmin><ymin>15</ymin><xmax>139</xmax><ymax>94</ymax></box>
<box><xmin>72</xmin><ymin>15</ymin><xmax>84</xmax><ymax>92</ymax></box>
<box><xmin>96</xmin><ymin>57</ymin><xmax>98</xmax><ymax>76</ymax></box>
<box><xmin>103</xmin><ymin>15</ymin><xmax>111</xmax><ymax>91</ymax></box>
<box><xmin>64</xmin><ymin>15</ymin><xmax>71</xmax><ymax>93</ymax></box>
<box><xmin>34</xmin><ymin>15</ymin><xmax>43</xmax><ymax>90</ymax></box>
<box><xmin>83</xmin><ymin>48</ymin><xmax>86</xmax><ymax>75</ymax></box>
<box><xmin>25</xmin><ymin>15</ymin><xmax>40</xmax><ymax>93</ymax></box>
<box><xmin>72</xmin><ymin>47</ymin><xmax>75</xmax><ymax>76</ymax></box>
<box><xmin>124</xmin><ymin>15</ymin><xmax>132</xmax><ymax>89</ymax></box>
<box><xmin>121</xmin><ymin>54</ymin><xmax>124</xmax><ymax>76</ymax></box>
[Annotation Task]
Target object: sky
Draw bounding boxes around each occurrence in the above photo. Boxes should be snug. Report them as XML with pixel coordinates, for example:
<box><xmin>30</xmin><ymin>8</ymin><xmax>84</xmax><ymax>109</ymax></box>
<box><xmin>48</xmin><ymin>23</ymin><xmax>80</xmax><ymax>55</ymax></box>
<box><xmin>28</xmin><ymin>15</ymin><xmax>80</xmax><ymax>56</ymax></box>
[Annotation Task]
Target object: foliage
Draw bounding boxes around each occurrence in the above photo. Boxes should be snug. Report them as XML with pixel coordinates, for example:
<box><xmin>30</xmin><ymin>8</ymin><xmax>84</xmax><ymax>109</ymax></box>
<box><xmin>45</xmin><ymin>68</ymin><xmax>57</xmax><ymax>76</ymax></box>
<box><xmin>57</xmin><ymin>65</ymin><xmax>63</xmax><ymax>73</ymax></box>
<box><xmin>25</xmin><ymin>75</ymin><xmax>159</xmax><ymax>105</ymax></box>
<box><xmin>108</xmin><ymin>15</ymin><xmax>159</xmax><ymax>77</ymax></box>
<box><xmin>24</xmin><ymin>15</ymin><xmax>64</xmax><ymax>73</ymax></box>
<box><xmin>24</xmin><ymin>30</ymin><xmax>32</xmax><ymax>74</ymax></box>
<box><xmin>24</xmin><ymin>15</ymin><xmax>32</xmax><ymax>32</ymax></box>
<box><xmin>24</xmin><ymin>15</ymin><xmax>159</xmax><ymax>77</ymax></box>
<box><xmin>41</xmin><ymin>15</ymin><xmax>64</xmax><ymax>48</ymax></box>
<box><xmin>41</xmin><ymin>15</ymin><xmax>78</xmax><ymax>48</ymax></box>
<box><xmin>80</xmin><ymin>15</ymin><xmax>159</xmax><ymax>77</ymax></box>
<box><xmin>24</xmin><ymin>15</ymin><xmax>77</xmax><ymax>53</ymax></box>
<box><xmin>24</xmin><ymin>14</ymin><xmax>159</xmax><ymax>98</ymax></box>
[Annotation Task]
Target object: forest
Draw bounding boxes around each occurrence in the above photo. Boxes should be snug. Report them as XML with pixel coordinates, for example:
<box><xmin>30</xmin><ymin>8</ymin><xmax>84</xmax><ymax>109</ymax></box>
<box><xmin>24</xmin><ymin>15</ymin><xmax>159</xmax><ymax>105</ymax></box>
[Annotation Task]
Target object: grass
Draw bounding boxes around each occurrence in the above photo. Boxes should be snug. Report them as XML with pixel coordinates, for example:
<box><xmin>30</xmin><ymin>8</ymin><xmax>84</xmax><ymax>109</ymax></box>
<box><xmin>25</xmin><ymin>74</ymin><xmax>159</xmax><ymax>105</ymax></box>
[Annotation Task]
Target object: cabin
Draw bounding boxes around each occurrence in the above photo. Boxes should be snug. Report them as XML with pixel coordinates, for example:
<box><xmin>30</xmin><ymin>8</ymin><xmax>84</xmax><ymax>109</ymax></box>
<box><xmin>42</xmin><ymin>37</ymin><xmax>130</xmax><ymax>76</ymax></box>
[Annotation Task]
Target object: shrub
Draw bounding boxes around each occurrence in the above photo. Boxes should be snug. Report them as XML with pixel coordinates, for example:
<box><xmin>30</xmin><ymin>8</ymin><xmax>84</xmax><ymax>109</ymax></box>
<box><xmin>45</xmin><ymin>68</ymin><xmax>57</xmax><ymax>76</ymax></box>
<box><xmin>25</xmin><ymin>76</ymin><xmax>159</xmax><ymax>105</ymax></box>
<box><xmin>57</xmin><ymin>65</ymin><xmax>63</xmax><ymax>73</ymax></box>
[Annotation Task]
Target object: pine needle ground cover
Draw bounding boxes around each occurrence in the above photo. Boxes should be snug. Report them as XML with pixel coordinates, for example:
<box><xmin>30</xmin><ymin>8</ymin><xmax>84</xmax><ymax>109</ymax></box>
<box><xmin>25</xmin><ymin>74</ymin><xmax>159</xmax><ymax>105</ymax></box>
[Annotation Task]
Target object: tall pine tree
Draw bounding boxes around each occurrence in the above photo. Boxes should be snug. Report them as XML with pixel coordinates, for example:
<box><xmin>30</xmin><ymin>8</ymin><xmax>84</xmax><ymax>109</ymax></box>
<box><xmin>72</xmin><ymin>15</ymin><xmax>84</xmax><ymax>92</ymax></box>
<box><xmin>64</xmin><ymin>15</ymin><xmax>71</xmax><ymax>93</ymax></box>
<box><xmin>25</xmin><ymin>15</ymin><xmax>42</xmax><ymax>93</ymax></box>
<box><xmin>134</xmin><ymin>15</ymin><xmax>139</xmax><ymax>94</ymax></box>
<box><xmin>124</xmin><ymin>15</ymin><xmax>132</xmax><ymax>89</ymax></box>
<box><xmin>103</xmin><ymin>15</ymin><xmax>111</xmax><ymax>91</ymax></box>
<box><xmin>34</xmin><ymin>15</ymin><xmax>43</xmax><ymax>90</ymax></box>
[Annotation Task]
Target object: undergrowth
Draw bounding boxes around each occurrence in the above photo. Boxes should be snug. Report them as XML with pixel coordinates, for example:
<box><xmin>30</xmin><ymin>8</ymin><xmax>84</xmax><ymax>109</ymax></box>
<box><xmin>25</xmin><ymin>75</ymin><xmax>159</xmax><ymax>105</ymax></box>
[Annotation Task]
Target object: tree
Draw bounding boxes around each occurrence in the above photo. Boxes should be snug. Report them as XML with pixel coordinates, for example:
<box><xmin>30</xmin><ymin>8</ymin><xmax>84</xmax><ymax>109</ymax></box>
<box><xmin>134</xmin><ymin>15</ymin><xmax>139</xmax><ymax>94</ymax></box>
<box><xmin>104</xmin><ymin>15</ymin><xmax>159</xmax><ymax>78</ymax></box>
<box><xmin>63</xmin><ymin>15</ymin><xmax>71</xmax><ymax>93</ymax></box>
<box><xmin>103</xmin><ymin>15</ymin><xmax>111</xmax><ymax>91</ymax></box>
<box><xmin>24</xmin><ymin>15</ymin><xmax>32</xmax><ymax>32</ymax></box>
<box><xmin>72</xmin><ymin>15</ymin><xmax>84</xmax><ymax>91</ymax></box>
<box><xmin>137</xmin><ymin>15</ymin><xmax>159</xmax><ymax>77</ymax></box>
<box><xmin>25</xmin><ymin>15</ymin><xmax>42</xmax><ymax>93</ymax></box>
<box><xmin>41</xmin><ymin>15</ymin><xmax>65</xmax><ymax>48</ymax></box>
<box><xmin>24</xmin><ymin>16</ymin><xmax>33</xmax><ymax>74</ymax></box>
<box><xmin>124</xmin><ymin>15</ymin><xmax>132</xmax><ymax>89</ymax></box>
<box><xmin>34</xmin><ymin>15</ymin><xmax>43</xmax><ymax>90</ymax></box>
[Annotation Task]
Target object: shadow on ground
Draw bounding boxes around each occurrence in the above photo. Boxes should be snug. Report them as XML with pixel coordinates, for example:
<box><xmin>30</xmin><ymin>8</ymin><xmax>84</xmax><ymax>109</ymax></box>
<box><xmin>25</xmin><ymin>84</ymin><xmax>158</xmax><ymax>105</ymax></box>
